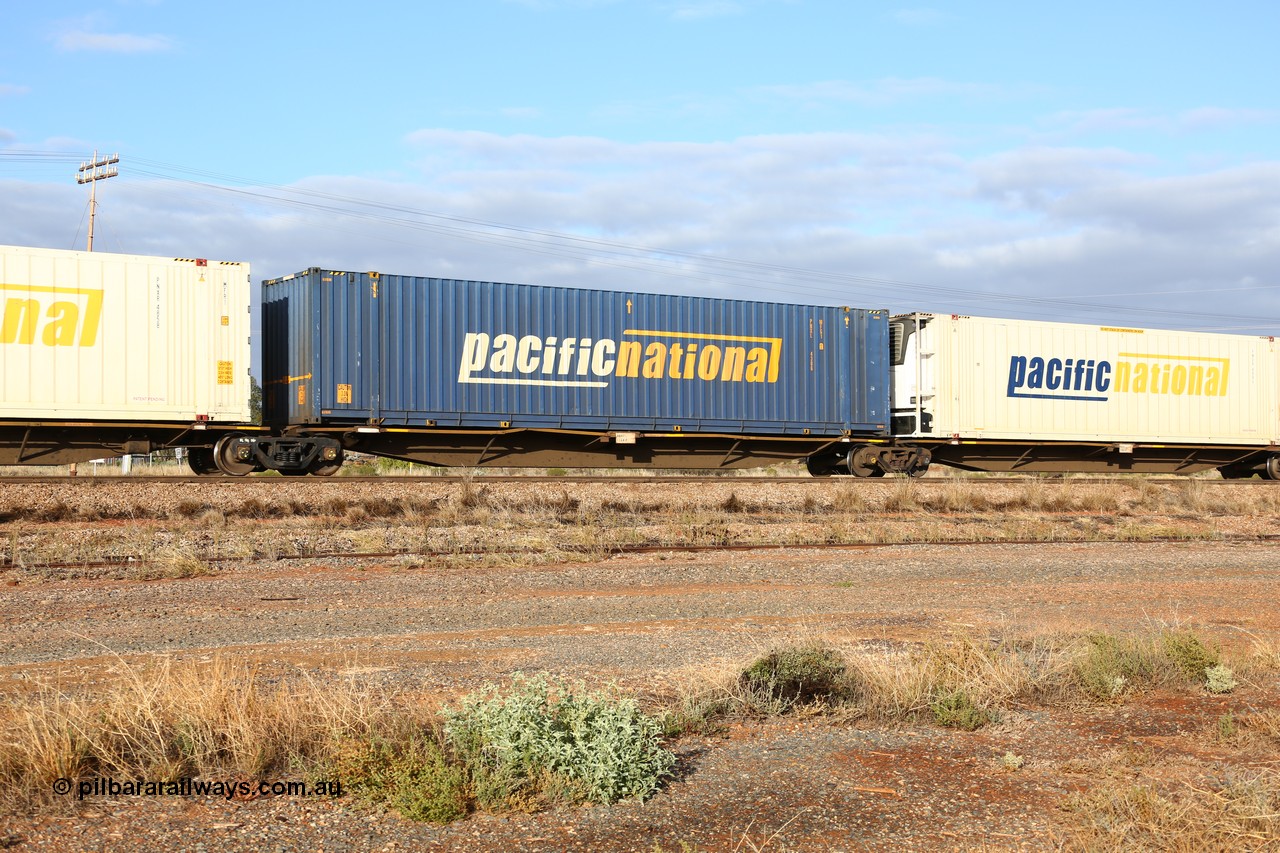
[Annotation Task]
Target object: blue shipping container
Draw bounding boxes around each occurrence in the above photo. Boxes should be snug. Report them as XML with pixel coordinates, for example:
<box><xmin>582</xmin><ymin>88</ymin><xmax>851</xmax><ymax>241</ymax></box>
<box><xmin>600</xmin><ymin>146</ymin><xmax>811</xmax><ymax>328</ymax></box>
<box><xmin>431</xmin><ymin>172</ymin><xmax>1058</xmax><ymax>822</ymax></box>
<box><xmin>262</xmin><ymin>270</ymin><xmax>889</xmax><ymax>437</ymax></box>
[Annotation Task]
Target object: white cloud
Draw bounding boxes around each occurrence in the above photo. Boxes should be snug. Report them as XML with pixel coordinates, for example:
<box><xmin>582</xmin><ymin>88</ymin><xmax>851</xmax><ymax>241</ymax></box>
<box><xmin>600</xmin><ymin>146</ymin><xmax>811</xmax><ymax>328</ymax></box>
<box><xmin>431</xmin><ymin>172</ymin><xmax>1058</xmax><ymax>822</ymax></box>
<box><xmin>1178</xmin><ymin>106</ymin><xmax>1277</xmax><ymax>130</ymax></box>
<box><xmin>504</xmin><ymin>0</ymin><xmax>746</xmax><ymax>16</ymax></box>
<box><xmin>891</xmin><ymin>8</ymin><xmax>951</xmax><ymax>26</ymax></box>
<box><xmin>663</xmin><ymin>1</ymin><xmax>743</xmax><ymax>20</ymax></box>
<box><xmin>1047</xmin><ymin>107</ymin><xmax>1278</xmax><ymax>136</ymax></box>
<box><xmin>758</xmin><ymin>77</ymin><xmax>1013</xmax><ymax>107</ymax></box>
<box><xmin>970</xmin><ymin>147</ymin><xmax>1150</xmax><ymax>210</ymax></box>
<box><xmin>55</xmin><ymin>24</ymin><xmax>174</xmax><ymax>54</ymax></box>
<box><xmin>501</xmin><ymin>0</ymin><xmax>621</xmax><ymax>9</ymax></box>
<box><xmin>2</xmin><ymin>130</ymin><xmax>1276</xmax><ymax>332</ymax></box>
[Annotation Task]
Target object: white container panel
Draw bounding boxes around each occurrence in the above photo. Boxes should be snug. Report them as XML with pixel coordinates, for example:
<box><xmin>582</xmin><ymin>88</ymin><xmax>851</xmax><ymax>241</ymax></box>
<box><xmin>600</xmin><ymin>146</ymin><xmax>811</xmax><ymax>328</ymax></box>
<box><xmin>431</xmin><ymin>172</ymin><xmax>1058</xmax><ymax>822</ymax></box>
<box><xmin>905</xmin><ymin>314</ymin><xmax>1278</xmax><ymax>446</ymax></box>
<box><xmin>0</xmin><ymin>245</ymin><xmax>250</xmax><ymax>423</ymax></box>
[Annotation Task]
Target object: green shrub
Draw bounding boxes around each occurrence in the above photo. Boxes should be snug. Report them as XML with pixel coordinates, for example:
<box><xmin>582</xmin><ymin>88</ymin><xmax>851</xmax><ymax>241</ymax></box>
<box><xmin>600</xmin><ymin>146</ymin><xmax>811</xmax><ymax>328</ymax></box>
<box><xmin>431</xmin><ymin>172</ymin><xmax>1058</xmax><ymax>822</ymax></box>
<box><xmin>1161</xmin><ymin>631</ymin><xmax>1220</xmax><ymax>682</ymax></box>
<box><xmin>929</xmin><ymin>690</ymin><xmax>993</xmax><ymax>730</ymax></box>
<box><xmin>1217</xmin><ymin>712</ymin><xmax>1238</xmax><ymax>742</ymax></box>
<box><xmin>331</xmin><ymin>732</ymin><xmax>467</xmax><ymax>824</ymax></box>
<box><xmin>375</xmin><ymin>457</ymin><xmax>420</xmax><ymax>475</ymax></box>
<box><xmin>1075</xmin><ymin>633</ymin><xmax>1153</xmax><ymax>700</ymax></box>
<box><xmin>738</xmin><ymin>644</ymin><xmax>849</xmax><ymax>711</ymax></box>
<box><xmin>442</xmin><ymin>674</ymin><xmax>674</xmax><ymax>810</ymax></box>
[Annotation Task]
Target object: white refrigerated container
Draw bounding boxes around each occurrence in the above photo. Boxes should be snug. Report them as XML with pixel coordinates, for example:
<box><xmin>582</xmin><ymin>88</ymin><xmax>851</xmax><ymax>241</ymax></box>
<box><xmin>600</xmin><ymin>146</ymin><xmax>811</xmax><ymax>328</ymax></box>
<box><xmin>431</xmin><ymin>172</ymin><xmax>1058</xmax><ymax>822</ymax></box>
<box><xmin>0</xmin><ymin>245</ymin><xmax>251</xmax><ymax>423</ymax></box>
<box><xmin>892</xmin><ymin>313</ymin><xmax>1280</xmax><ymax>447</ymax></box>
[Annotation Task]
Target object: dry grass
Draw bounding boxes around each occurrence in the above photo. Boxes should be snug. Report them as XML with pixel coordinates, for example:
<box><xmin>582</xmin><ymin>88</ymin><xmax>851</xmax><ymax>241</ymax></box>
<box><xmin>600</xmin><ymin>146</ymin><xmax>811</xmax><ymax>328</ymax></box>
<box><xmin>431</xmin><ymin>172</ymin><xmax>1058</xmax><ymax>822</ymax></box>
<box><xmin>0</xmin><ymin>655</ymin><xmax>397</xmax><ymax>811</ymax></box>
<box><xmin>4</xmin><ymin>478</ymin><xmax>1276</xmax><ymax>581</ymax></box>
<box><xmin>0</xmin><ymin>658</ymin><xmax>676</xmax><ymax>823</ymax></box>
<box><xmin>134</xmin><ymin>546</ymin><xmax>214</xmax><ymax>580</ymax></box>
<box><xmin>1240</xmin><ymin>709</ymin><xmax>1280</xmax><ymax>743</ymax></box>
<box><xmin>840</xmin><ymin>632</ymin><xmax>1075</xmax><ymax>721</ymax></box>
<box><xmin>1062</xmin><ymin>770</ymin><xmax>1280</xmax><ymax>852</ymax></box>
<box><xmin>671</xmin><ymin>626</ymin><xmax>1276</xmax><ymax>733</ymax></box>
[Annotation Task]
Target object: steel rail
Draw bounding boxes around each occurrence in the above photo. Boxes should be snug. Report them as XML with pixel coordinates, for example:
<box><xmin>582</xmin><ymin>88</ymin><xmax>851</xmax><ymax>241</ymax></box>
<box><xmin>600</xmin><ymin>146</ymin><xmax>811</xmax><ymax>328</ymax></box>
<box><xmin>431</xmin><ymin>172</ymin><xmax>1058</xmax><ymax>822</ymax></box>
<box><xmin>0</xmin><ymin>475</ymin><xmax>1274</xmax><ymax>486</ymax></box>
<box><xmin>6</xmin><ymin>534</ymin><xmax>1279</xmax><ymax>573</ymax></box>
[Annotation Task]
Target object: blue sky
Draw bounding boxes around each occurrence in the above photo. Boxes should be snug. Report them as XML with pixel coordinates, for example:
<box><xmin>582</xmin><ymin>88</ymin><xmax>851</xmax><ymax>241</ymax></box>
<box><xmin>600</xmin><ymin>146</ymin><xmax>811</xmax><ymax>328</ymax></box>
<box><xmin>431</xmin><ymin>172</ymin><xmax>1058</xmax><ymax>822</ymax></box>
<box><xmin>2</xmin><ymin>0</ymin><xmax>1278</xmax><ymax>347</ymax></box>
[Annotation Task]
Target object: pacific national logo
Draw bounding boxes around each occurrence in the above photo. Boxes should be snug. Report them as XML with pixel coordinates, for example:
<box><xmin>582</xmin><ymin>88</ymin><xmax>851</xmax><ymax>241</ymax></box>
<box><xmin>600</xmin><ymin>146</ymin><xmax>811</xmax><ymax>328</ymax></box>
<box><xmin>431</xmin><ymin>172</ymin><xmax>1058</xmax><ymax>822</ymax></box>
<box><xmin>0</xmin><ymin>284</ymin><xmax>104</xmax><ymax>347</ymax></box>
<box><xmin>459</xmin><ymin>329</ymin><xmax>782</xmax><ymax>388</ymax></box>
<box><xmin>1007</xmin><ymin>352</ymin><xmax>1230</xmax><ymax>401</ymax></box>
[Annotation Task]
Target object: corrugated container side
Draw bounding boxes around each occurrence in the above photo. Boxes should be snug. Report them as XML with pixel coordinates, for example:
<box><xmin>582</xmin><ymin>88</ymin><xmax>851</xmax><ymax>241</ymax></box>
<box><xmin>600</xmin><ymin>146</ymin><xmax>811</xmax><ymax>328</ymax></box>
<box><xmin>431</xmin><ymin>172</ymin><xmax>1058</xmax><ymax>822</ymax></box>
<box><xmin>0</xmin><ymin>245</ymin><xmax>251</xmax><ymax>423</ymax></box>
<box><xmin>263</xmin><ymin>270</ymin><xmax>889</xmax><ymax>436</ymax></box>
<box><xmin>906</xmin><ymin>314</ymin><xmax>1279</xmax><ymax>445</ymax></box>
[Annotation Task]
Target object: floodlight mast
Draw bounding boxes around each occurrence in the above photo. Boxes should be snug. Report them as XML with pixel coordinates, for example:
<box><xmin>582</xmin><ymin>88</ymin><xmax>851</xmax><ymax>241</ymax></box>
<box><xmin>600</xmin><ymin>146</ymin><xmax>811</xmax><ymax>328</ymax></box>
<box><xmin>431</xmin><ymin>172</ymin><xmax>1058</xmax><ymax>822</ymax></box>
<box><xmin>76</xmin><ymin>151</ymin><xmax>120</xmax><ymax>252</ymax></box>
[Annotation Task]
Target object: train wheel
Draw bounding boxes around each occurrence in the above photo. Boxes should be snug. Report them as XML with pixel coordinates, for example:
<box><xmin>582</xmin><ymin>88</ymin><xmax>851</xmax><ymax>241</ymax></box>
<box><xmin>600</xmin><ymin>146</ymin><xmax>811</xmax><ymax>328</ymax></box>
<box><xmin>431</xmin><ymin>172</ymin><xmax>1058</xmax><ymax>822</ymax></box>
<box><xmin>905</xmin><ymin>464</ymin><xmax>929</xmax><ymax>479</ymax></box>
<box><xmin>1266</xmin><ymin>455</ymin><xmax>1280</xmax><ymax>481</ymax></box>
<box><xmin>187</xmin><ymin>448</ymin><xmax>220</xmax><ymax>476</ymax></box>
<box><xmin>213</xmin><ymin>434</ymin><xmax>256</xmax><ymax>477</ymax></box>
<box><xmin>310</xmin><ymin>447</ymin><xmax>345</xmax><ymax>477</ymax></box>
<box><xmin>848</xmin><ymin>446</ymin><xmax>881</xmax><ymax>478</ymax></box>
<box><xmin>806</xmin><ymin>456</ymin><xmax>834</xmax><ymax>477</ymax></box>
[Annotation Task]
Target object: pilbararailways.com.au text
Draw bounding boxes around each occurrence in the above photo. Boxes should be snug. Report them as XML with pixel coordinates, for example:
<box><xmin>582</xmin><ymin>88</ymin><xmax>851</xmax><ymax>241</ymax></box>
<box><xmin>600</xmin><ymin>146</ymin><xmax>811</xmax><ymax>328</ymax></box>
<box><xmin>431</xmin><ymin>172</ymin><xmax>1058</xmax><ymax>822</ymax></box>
<box><xmin>53</xmin><ymin>776</ymin><xmax>343</xmax><ymax>801</ymax></box>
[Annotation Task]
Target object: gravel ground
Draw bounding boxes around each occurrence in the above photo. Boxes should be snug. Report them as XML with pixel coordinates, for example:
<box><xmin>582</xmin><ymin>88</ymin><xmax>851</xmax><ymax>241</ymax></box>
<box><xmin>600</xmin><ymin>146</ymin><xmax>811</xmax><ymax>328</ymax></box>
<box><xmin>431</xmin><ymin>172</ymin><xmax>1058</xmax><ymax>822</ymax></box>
<box><xmin>2</xmin><ymin>478</ymin><xmax>1278</xmax><ymax>850</ymax></box>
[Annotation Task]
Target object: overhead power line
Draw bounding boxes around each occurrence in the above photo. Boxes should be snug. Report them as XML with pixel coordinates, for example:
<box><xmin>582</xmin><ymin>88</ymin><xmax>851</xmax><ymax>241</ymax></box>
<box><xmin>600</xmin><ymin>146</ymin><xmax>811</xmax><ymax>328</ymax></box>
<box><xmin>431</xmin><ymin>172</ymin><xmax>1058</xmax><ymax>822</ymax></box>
<box><xmin>4</xmin><ymin>149</ymin><xmax>1277</xmax><ymax>329</ymax></box>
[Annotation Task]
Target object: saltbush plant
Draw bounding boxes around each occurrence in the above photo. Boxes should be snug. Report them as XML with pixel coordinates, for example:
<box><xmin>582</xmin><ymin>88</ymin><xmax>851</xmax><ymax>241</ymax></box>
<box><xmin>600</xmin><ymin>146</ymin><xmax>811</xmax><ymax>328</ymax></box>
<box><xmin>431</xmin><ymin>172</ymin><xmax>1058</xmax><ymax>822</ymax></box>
<box><xmin>441</xmin><ymin>673</ymin><xmax>675</xmax><ymax>811</ymax></box>
<box><xmin>1205</xmin><ymin>664</ymin><xmax>1237</xmax><ymax>694</ymax></box>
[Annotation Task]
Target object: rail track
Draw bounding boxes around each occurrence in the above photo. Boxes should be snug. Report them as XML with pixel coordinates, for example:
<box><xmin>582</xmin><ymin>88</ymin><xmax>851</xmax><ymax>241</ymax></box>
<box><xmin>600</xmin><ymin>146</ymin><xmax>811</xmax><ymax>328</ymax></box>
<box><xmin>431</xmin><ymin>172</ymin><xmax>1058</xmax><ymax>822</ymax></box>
<box><xmin>1</xmin><ymin>474</ymin><xmax>1275</xmax><ymax>486</ymax></box>
<box><xmin>8</xmin><ymin>533</ymin><xmax>1280</xmax><ymax>574</ymax></box>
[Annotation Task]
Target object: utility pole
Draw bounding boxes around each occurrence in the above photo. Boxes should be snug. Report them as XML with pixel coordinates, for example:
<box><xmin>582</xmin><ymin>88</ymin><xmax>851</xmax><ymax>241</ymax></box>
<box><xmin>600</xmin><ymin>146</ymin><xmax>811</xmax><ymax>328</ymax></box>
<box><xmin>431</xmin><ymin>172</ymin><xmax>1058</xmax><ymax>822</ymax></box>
<box><xmin>76</xmin><ymin>151</ymin><xmax>119</xmax><ymax>252</ymax></box>
<box><xmin>73</xmin><ymin>152</ymin><xmax>120</xmax><ymax>478</ymax></box>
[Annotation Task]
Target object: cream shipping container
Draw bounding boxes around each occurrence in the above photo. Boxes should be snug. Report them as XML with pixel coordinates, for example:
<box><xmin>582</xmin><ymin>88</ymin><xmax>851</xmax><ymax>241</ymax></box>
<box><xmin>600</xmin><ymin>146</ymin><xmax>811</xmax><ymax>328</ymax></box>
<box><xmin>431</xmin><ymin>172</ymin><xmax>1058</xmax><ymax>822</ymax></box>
<box><xmin>888</xmin><ymin>313</ymin><xmax>1280</xmax><ymax>476</ymax></box>
<box><xmin>0</xmin><ymin>244</ymin><xmax>253</xmax><ymax>465</ymax></box>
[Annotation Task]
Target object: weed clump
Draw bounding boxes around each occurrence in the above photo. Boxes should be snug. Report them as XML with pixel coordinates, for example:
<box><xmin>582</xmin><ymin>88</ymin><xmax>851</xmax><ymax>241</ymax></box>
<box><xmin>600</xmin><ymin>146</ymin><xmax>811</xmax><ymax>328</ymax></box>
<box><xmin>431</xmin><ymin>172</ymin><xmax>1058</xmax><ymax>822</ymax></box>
<box><xmin>331</xmin><ymin>732</ymin><xmax>467</xmax><ymax>824</ymax></box>
<box><xmin>929</xmin><ymin>690</ymin><xmax>994</xmax><ymax>730</ymax></box>
<box><xmin>1074</xmin><ymin>633</ymin><xmax>1153</xmax><ymax>701</ymax></box>
<box><xmin>171</xmin><ymin>499</ymin><xmax>208</xmax><ymax>519</ymax></box>
<box><xmin>33</xmin><ymin>501</ymin><xmax>77</xmax><ymax>523</ymax></box>
<box><xmin>135</xmin><ymin>547</ymin><xmax>214</xmax><ymax>580</ymax></box>
<box><xmin>737</xmin><ymin>644</ymin><xmax>850</xmax><ymax>712</ymax></box>
<box><xmin>831</xmin><ymin>486</ymin><xmax>867</xmax><ymax>514</ymax></box>
<box><xmin>1161</xmin><ymin>630</ymin><xmax>1220</xmax><ymax>682</ymax></box>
